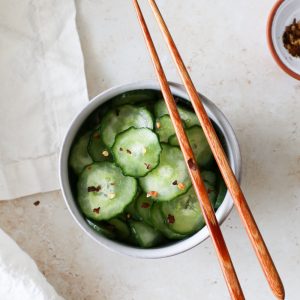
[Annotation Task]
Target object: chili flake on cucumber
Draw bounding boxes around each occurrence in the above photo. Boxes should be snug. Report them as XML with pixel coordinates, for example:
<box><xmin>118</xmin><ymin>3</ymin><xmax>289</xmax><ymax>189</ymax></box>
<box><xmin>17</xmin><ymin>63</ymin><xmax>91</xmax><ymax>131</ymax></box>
<box><xmin>68</xmin><ymin>90</ymin><xmax>227</xmax><ymax>248</ymax></box>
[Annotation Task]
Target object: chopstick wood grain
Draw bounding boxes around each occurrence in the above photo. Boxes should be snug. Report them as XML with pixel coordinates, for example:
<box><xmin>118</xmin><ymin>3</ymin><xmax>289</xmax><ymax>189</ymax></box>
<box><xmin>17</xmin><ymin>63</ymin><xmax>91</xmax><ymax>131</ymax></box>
<box><xmin>147</xmin><ymin>1</ymin><xmax>285</xmax><ymax>299</ymax></box>
<box><xmin>132</xmin><ymin>1</ymin><xmax>244</xmax><ymax>299</ymax></box>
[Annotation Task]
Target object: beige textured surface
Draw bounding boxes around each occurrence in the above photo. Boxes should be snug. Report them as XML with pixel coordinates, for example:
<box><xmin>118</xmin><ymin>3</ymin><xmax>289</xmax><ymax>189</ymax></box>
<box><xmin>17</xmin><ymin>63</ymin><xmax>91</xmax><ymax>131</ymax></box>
<box><xmin>1</xmin><ymin>0</ymin><xmax>300</xmax><ymax>299</ymax></box>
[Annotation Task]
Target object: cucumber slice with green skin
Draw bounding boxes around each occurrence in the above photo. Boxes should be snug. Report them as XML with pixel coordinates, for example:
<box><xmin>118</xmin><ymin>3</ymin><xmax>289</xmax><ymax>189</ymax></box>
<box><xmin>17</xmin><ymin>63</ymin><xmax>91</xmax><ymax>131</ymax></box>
<box><xmin>108</xmin><ymin>218</ymin><xmax>131</xmax><ymax>241</ymax></box>
<box><xmin>69</xmin><ymin>132</ymin><xmax>93</xmax><ymax>175</ymax></box>
<box><xmin>86</xmin><ymin>218</ymin><xmax>116</xmax><ymax>240</ymax></box>
<box><xmin>201</xmin><ymin>170</ymin><xmax>217</xmax><ymax>186</ymax></box>
<box><xmin>161</xmin><ymin>183</ymin><xmax>217</xmax><ymax>235</ymax></box>
<box><xmin>124</xmin><ymin>195</ymin><xmax>143</xmax><ymax>221</ymax></box>
<box><xmin>123</xmin><ymin>191</ymin><xmax>143</xmax><ymax>221</ymax></box>
<box><xmin>155</xmin><ymin>115</ymin><xmax>183</xmax><ymax>143</ymax></box>
<box><xmin>177</xmin><ymin>106</ymin><xmax>199</xmax><ymax>128</ymax></box>
<box><xmin>139</xmin><ymin>144</ymin><xmax>191</xmax><ymax>201</ymax></box>
<box><xmin>205</xmin><ymin>183</ymin><xmax>218</xmax><ymax>207</ymax></box>
<box><xmin>77</xmin><ymin>162</ymin><xmax>137</xmax><ymax>221</ymax></box>
<box><xmin>136</xmin><ymin>101</ymin><xmax>155</xmax><ymax>114</ymax></box>
<box><xmin>151</xmin><ymin>203</ymin><xmax>186</xmax><ymax>240</ymax></box>
<box><xmin>154</xmin><ymin>99</ymin><xmax>199</xmax><ymax>128</ymax></box>
<box><xmin>101</xmin><ymin>105</ymin><xmax>154</xmax><ymax>148</ymax></box>
<box><xmin>169</xmin><ymin>126</ymin><xmax>213</xmax><ymax>167</ymax></box>
<box><xmin>129</xmin><ymin>221</ymin><xmax>163</xmax><ymax>248</ymax></box>
<box><xmin>135</xmin><ymin>194</ymin><xmax>153</xmax><ymax>225</ymax></box>
<box><xmin>112</xmin><ymin>127</ymin><xmax>161</xmax><ymax>177</ymax></box>
<box><xmin>215</xmin><ymin>176</ymin><xmax>227</xmax><ymax>210</ymax></box>
<box><xmin>88</xmin><ymin>129</ymin><xmax>112</xmax><ymax>162</ymax></box>
<box><xmin>110</xmin><ymin>90</ymin><xmax>158</xmax><ymax>107</ymax></box>
<box><xmin>86</xmin><ymin>218</ymin><xmax>131</xmax><ymax>242</ymax></box>
<box><xmin>153</xmin><ymin>99</ymin><xmax>169</xmax><ymax>118</ymax></box>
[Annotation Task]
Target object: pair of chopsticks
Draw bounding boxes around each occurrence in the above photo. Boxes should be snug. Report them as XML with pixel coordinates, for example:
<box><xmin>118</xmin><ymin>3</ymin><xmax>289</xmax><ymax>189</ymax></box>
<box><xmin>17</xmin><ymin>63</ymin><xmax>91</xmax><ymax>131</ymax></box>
<box><xmin>132</xmin><ymin>1</ymin><xmax>285</xmax><ymax>299</ymax></box>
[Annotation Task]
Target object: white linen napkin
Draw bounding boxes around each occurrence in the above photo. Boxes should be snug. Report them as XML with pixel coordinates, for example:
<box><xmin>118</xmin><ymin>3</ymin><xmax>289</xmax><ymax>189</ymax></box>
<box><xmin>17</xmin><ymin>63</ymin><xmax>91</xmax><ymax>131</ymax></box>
<box><xmin>0</xmin><ymin>0</ymin><xmax>88</xmax><ymax>298</ymax></box>
<box><xmin>0</xmin><ymin>0</ymin><xmax>88</xmax><ymax>200</ymax></box>
<box><xmin>0</xmin><ymin>228</ymin><xmax>63</xmax><ymax>300</ymax></box>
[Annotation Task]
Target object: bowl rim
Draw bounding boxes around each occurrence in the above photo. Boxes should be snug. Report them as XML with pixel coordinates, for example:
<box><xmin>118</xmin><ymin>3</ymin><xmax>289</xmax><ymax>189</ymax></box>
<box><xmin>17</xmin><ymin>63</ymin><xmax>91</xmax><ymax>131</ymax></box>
<box><xmin>266</xmin><ymin>0</ymin><xmax>300</xmax><ymax>80</ymax></box>
<box><xmin>59</xmin><ymin>80</ymin><xmax>242</xmax><ymax>259</ymax></box>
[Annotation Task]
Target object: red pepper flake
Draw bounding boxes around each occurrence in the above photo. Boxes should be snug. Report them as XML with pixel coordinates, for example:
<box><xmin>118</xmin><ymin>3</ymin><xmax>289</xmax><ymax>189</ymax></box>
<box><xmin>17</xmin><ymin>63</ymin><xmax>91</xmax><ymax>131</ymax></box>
<box><xmin>167</xmin><ymin>214</ymin><xmax>175</xmax><ymax>224</ymax></box>
<box><xmin>126</xmin><ymin>149</ymin><xmax>132</xmax><ymax>154</ymax></box>
<box><xmin>93</xmin><ymin>132</ymin><xmax>100</xmax><ymax>139</ymax></box>
<box><xmin>172</xmin><ymin>180</ymin><xmax>178</xmax><ymax>185</ymax></box>
<box><xmin>207</xmin><ymin>188</ymin><xmax>213</xmax><ymax>194</ymax></box>
<box><xmin>93</xmin><ymin>207</ymin><xmax>100</xmax><ymax>214</ymax></box>
<box><xmin>144</xmin><ymin>163</ymin><xmax>151</xmax><ymax>170</ymax></box>
<box><xmin>33</xmin><ymin>201</ymin><xmax>40</xmax><ymax>206</ymax></box>
<box><xmin>178</xmin><ymin>183</ymin><xmax>186</xmax><ymax>190</ymax></box>
<box><xmin>87</xmin><ymin>185</ymin><xmax>101</xmax><ymax>192</ymax></box>
<box><xmin>87</xmin><ymin>166</ymin><xmax>92</xmax><ymax>170</ymax></box>
<box><xmin>141</xmin><ymin>202</ymin><xmax>150</xmax><ymax>208</ymax></box>
<box><xmin>110</xmin><ymin>182</ymin><xmax>115</xmax><ymax>186</ymax></box>
<box><xmin>188</xmin><ymin>158</ymin><xmax>197</xmax><ymax>170</ymax></box>
<box><xmin>119</xmin><ymin>147</ymin><xmax>123</xmax><ymax>151</ymax></box>
<box><xmin>146</xmin><ymin>191</ymin><xmax>158</xmax><ymax>198</ymax></box>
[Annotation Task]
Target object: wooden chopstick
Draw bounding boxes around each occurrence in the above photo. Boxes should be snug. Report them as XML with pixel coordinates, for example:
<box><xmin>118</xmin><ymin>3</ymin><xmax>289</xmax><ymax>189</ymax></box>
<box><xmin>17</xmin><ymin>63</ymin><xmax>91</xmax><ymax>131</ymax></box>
<box><xmin>132</xmin><ymin>1</ymin><xmax>244</xmax><ymax>299</ymax></box>
<box><xmin>147</xmin><ymin>1</ymin><xmax>285</xmax><ymax>299</ymax></box>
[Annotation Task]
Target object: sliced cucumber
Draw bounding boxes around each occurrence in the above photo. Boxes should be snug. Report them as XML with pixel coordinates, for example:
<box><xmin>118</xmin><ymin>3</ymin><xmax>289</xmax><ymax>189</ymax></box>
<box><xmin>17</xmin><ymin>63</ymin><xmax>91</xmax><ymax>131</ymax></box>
<box><xmin>78</xmin><ymin>162</ymin><xmax>137</xmax><ymax>221</ymax></box>
<box><xmin>205</xmin><ymin>183</ymin><xmax>218</xmax><ymax>207</ymax></box>
<box><xmin>135</xmin><ymin>193</ymin><xmax>153</xmax><ymax>225</ymax></box>
<box><xmin>154</xmin><ymin>99</ymin><xmax>199</xmax><ymax>128</ymax></box>
<box><xmin>110</xmin><ymin>90</ymin><xmax>158</xmax><ymax>107</ymax></box>
<box><xmin>201</xmin><ymin>170</ymin><xmax>217</xmax><ymax>186</ymax></box>
<box><xmin>69</xmin><ymin>132</ymin><xmax>93</xmax><ymax>175</ymax></box>
<box><xmin>169</xmin><ymin>126</ymin><xmax>213</xmax><ymax>167</ymax></box>
<box><xmin>139</xmin><ymin>144</ymin><xmax>191</xmax><ymax>201</ymax></box>
<box><xmin>155</xmin><ymin>115</ymin><xmax>182</xmax><ymax>143</ymax></box>
<box><xmin>86</xmin><ymin>218</ymin><xmax>130</xmax><ymax>242</ymax></box>
<box><xmin>88</xmin><ymin>129</ymin><xmax>112</xmax><ymax>162</ymax></box>
<box><xmin>161</xmin><ymin>182</ymin><xmax>217</xmax><ymax>235</ymax></box>
<box><xmin>86</xmin><ymin>218</ymin><xmax>116</xmax><ymax>240</ymax></box>
<box><xmin>129</xmin><ymin>221</ymin><xmax>163</xmax><ymax>248</ymax></box>
<box><xmin>151</xmin><ymin>203</ymin><xmax>186</xmax><ymax>240</ymax></box>
<box><xmin>160</xmin><ymin>187</ymin><xmax>204</xmax><ymax>235</ymax></box>
<box><xmin>153</xmin><ymin>99</ymin><xmax>168</xmax><ymax>118</ymax></box>
<box><xmin>71</xmin><ymin>91</ymin><xmax>227</xmax><ymax>248</ymax></box>
<box><xmin>112</xmin><ymin>127</ymin><xmax>161</xmax><ymax>177</ymax></box>
<box><xmin>124</xmin><ymin>196</ymin><xmax>143</xmax><ymax>221</ymax></box>
<box><xmin>178</xmin><ymin>106</ymin><xmax>199</xmax><ymax>128</ymax></box>
<box><xmin>215</xmin><ymin>176</ymin><xmax>227</xmax><ymax>210</ymax></box>
<box><xmin>101</xmin><ymin>105</ymin><xmax>153</xmax><ymax>148</ymax></box>
<box><xmin>108</xmin><ymin>218</ymin><xmax>131</xmax><ymax>241</ymax></box>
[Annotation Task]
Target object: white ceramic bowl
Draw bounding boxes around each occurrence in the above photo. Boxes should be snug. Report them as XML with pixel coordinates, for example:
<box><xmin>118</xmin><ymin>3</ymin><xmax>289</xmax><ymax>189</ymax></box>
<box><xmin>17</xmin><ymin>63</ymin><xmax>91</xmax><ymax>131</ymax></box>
<box><xmin>59</xmin><ymin>81</ymin><xmax>241</xmax><ymax>259</ymax></box>
<box><xmin>267</xmin><ymin>0</ymin><xmax>300</xmax><ymax>80</ymax></box>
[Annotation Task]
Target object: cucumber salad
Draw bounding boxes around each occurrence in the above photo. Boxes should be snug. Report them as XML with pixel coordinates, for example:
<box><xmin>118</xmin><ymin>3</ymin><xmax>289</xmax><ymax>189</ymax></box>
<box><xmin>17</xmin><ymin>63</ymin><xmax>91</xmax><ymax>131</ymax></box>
<box><xmin>69</xmin><ymin>90</ymin><xmax>227</xmax><ymax>248</ymax></box>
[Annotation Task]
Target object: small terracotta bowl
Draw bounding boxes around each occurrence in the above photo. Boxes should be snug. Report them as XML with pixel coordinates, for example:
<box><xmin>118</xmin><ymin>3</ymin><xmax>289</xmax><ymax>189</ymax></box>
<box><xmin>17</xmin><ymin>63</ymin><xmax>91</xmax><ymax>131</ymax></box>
<box><xmin>267</xmin><ymin>0</ymin><xmax>300</xmax><ymax>80</ymax></box>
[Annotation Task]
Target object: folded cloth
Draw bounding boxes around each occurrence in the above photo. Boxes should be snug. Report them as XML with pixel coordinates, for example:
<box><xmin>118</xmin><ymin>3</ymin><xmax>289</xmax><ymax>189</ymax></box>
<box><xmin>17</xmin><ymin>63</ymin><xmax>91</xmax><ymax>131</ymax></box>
<box><xmin>0</xmin><ymin>0</ymin><xmax>88</xmax><ymax>200</ymax></box>
<box><xmin>0</xmin><ymin>228</ymin><xmax>64</xmax><ymax>300</ymax></box>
